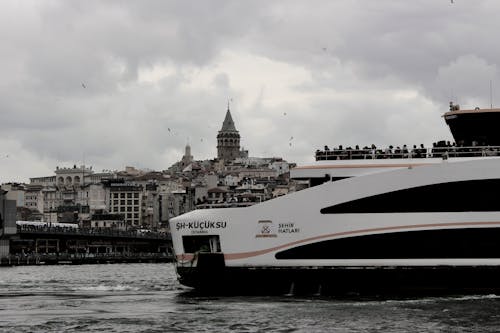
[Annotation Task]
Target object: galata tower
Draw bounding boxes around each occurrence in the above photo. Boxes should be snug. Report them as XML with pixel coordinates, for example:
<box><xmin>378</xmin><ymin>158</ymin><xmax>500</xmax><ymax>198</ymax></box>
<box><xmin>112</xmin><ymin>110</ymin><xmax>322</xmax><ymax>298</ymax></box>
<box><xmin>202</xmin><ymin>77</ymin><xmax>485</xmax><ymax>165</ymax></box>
<box><xmin>217</xmin><ymin>105</ymin><xmax>241</xmax><ymax>161</ymax></box>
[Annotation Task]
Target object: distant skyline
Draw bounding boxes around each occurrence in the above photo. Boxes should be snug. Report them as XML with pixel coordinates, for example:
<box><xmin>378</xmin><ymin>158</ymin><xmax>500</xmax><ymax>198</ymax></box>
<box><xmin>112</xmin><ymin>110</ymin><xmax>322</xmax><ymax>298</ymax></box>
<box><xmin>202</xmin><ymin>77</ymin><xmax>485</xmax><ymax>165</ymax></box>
<box><xmin>1</xmin><ymin>1</ymin><xmax>499</xmax><ymax>183</ymax></box>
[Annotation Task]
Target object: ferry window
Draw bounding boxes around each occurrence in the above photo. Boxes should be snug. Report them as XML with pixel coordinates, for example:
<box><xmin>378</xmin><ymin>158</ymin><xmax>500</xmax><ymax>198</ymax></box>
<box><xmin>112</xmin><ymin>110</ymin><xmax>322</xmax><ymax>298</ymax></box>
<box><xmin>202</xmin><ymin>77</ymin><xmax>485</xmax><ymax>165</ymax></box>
<box><xmin>321</xmin><ymin>179</ymin><xmax>500</xmax><ymax>214</ymax></box>
<box><xmin>310</xmin><ymin>176</ymin><xmax>348</xmax><ymax>187</ymax></box>
<box><xmin>275</xmin><ymin>227</ymin><xmax>500</xmax><ymax>260</ymax></box>
<box><xmin>182</xmin><ymin>235</ymin><xmax>221</xmax><ymax>253</ymax></box>
<box><xmin>295</xmin><ymin>176</ymin><xmax>349</xmax><ymax>188</ymax></box>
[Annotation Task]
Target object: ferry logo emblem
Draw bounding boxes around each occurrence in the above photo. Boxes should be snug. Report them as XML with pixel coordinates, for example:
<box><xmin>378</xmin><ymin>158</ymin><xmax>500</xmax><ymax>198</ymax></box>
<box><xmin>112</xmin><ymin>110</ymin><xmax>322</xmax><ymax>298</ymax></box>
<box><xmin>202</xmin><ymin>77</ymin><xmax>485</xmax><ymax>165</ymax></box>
<box><xmin>256</xmin><ymin>220</ymin><xmax>277</xmax><ymax>238</ymax></box>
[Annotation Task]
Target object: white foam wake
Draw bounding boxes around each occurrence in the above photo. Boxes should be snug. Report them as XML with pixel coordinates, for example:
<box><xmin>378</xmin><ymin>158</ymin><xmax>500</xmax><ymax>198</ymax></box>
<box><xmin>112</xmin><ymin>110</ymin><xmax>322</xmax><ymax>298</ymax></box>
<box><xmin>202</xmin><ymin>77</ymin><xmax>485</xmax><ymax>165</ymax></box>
<box><xmin>77</xmin><ymin>284</ymin><xmax>140</xmax><ymax>292</ymax></box>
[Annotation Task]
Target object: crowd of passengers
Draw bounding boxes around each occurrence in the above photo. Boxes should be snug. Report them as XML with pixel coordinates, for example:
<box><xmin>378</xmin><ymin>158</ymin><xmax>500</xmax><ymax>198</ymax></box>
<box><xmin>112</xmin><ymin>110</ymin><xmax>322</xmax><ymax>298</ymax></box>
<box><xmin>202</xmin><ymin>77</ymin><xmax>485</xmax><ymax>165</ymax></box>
<box><xmin>17</xmin><ymin>224</ymin><xmax>169</xmax><ymax>239</ymax></box>
<box><xmin>315</xmin><ymin>141</ymin><xmax>500</xmax><ymax>160</ymax></box>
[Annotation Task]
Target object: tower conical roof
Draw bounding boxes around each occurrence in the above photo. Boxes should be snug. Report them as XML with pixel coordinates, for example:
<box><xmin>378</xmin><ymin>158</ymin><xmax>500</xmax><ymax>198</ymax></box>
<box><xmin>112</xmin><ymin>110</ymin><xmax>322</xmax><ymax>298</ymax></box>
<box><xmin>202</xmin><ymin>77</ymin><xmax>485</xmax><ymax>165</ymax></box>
<box><xmin>220</xmin><ymin>107</ymin><xmax>237</xmax><ymax>132</ymax></box>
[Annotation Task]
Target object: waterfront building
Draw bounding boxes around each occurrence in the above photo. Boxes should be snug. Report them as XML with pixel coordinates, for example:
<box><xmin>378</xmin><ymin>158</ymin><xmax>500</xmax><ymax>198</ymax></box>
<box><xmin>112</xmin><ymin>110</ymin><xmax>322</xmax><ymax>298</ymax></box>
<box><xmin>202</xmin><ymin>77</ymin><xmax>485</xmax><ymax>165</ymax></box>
<box><xmin>238</xmin><ymin>168</ymin><xmax>278</xmax><ymax>179</ymax></box>
<box><xmin>141</xmin><ymin>182</ymin><xmax>160</xmax><ymax>229</ymax></box>
<box><xmin>55</xmin><ymin>165</ymin><xmax>92</xmax><ymax>187</ymax></box>
<box><xmin>24</xmin><ymin>185</ymin><xmax>44</xmax><ymax>214</ymax></box>
<box><xmin>207</xmin><ymin>187</ymin><xmax>230</xmax><ymax>204</ymax></box>
<box><xmin>31</xmin><ymin>166</ymin><xmax>115</xmax><ymax>188</ymax></box>
<box><xmin>270</xmin><ymin>160</ymin><xmax>290</xmax><ymax>176</ymax></box>
<box><xmin>1</xmin><ymin>183</ymin><xmax>26</xmax><ymax>207</ymax></box>
<box><xmin>0</xmin><ymin>190</ymin><xmax>16</xmax><ymax>234</ymax></box>
<box><xmin>84</xmin><ymin>171</ymin><xmax>116</xmax><ymax>184</ymax></box>
<box><xmin>235</xmin><ymin>181</ymin><xmax>268</xmax><ymax>202</ymax></box>
<box><xmin>41</xmin><ymin>187</ymin><xmax>58</xmax><ymax>212</ymax></box>
<box><xmin>0</xmin><ymin>190</ymin><xmax>16</xmax><ymax>256</ymax></box>
<box><xmin>164</xmin><ymin>189</ymin><xmax>193</xmax><ymax>220</ymax></box>
<box><xmin>29</xmin><ymin>176</ymin><xmax>56</xmax><ymax>187</ymax></box>
<box><xmin>223</xmin><ymin>173</ymin><xmax>240</xmax><ymax>187</ymax></box>
<box><xmin>104</xmin><ymin>180</ymin><xmax>142</xmax><ymax>228</ymax></box>
<box><xmin>87</xmin><ymin>213</ymin><xmax>126</xmax><ymax>230</ymax></box>
<box><xmin>83</xmin><ymin>184</ymin><xmax>108</xmax><ymax>212</ymax></box>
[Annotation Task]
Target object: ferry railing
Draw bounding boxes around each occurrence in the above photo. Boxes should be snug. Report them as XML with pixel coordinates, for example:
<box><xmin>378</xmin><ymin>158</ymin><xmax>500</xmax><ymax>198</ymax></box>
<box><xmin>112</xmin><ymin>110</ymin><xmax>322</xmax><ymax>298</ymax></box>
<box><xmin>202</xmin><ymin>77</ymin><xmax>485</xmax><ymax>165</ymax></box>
<box><xmin>315</xmin><ymin>146</ymin><xmax>500</xmax><ymax>161</ymax></box>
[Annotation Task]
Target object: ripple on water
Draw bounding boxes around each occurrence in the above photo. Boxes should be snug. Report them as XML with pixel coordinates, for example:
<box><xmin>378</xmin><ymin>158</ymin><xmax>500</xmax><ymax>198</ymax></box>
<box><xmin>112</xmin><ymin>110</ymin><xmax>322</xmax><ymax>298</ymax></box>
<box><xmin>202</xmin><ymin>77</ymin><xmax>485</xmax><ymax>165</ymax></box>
<box><xmin>2</xmin><ymin>264</ymin><xmax>500</xmax><ymax>332</ymax></box>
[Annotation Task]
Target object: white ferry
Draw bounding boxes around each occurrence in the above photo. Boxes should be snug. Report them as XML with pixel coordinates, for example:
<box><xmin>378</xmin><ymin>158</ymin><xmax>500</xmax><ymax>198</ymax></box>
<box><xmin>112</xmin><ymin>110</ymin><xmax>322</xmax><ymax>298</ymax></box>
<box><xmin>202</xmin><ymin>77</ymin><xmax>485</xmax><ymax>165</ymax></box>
<box><xmin>170</xmin><ymin>103</ymin><xmax>500</xmax><ymax>295</ymax></box>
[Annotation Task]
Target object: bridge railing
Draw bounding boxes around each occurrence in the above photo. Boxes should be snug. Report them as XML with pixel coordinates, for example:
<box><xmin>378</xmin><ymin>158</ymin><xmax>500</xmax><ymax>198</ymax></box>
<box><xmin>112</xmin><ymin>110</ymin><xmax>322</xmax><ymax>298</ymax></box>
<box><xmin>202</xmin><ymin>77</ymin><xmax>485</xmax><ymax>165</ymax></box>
<box><xmin>17</xmin><ymin>225</ymin><xmax>171</xmax><ymax>240</ymax></box>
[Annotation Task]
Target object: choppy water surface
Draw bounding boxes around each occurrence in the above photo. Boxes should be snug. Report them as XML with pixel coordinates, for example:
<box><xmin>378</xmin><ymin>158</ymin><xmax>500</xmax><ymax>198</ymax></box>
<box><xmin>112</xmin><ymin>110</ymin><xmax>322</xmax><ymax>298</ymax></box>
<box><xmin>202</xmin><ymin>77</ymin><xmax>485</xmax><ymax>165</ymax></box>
<box><xmin>1</xmin><ymin>264</ymin><xmax>500</xmax><ymax>332</ymax></box>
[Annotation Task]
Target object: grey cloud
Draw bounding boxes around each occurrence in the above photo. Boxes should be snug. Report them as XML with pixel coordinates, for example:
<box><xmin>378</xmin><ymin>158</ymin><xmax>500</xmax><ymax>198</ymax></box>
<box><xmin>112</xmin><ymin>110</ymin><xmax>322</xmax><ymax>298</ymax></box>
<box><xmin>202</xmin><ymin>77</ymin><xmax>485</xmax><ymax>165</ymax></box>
<box><xmin>1</xmin><ymin>0</ymin><xmax>500</xmax><ymax>182</ymax></box>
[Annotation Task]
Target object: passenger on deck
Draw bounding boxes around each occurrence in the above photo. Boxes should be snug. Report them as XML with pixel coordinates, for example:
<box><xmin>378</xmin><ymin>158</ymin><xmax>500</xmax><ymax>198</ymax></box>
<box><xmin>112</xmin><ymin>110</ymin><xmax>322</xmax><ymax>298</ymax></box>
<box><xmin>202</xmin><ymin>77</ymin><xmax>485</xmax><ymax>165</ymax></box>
<box><xmin>353</xmin><ymin>145</ymin><xmax>361</xmax><ymax>159</ymax></box>
<box><xmin>420</xmin><ymin>144</ymin><xmax>426</xmax><ymax>157</ymax></box>
<box><xmin>370</xmin><ymin>144</ymin><xmax>377</xmax><ymax>159</ymax></box>
<box><xmin>393</xmin><ymin>146</ymin><xmax>400</xmax><ymax>158</ymax></box>
<box><xmin>385</xmin><ymin>146</ymin><xmax>393</xmax><ymax>158</ymax></box>
<box><xmin>412</xmin><ymin>145</ymin><xmax>418</xmax><ymax>158</ymax></box>
<box><xmin>402</xmin><ymin>144</ymin><xmax>408</xmax><ymax>157</ymax></box>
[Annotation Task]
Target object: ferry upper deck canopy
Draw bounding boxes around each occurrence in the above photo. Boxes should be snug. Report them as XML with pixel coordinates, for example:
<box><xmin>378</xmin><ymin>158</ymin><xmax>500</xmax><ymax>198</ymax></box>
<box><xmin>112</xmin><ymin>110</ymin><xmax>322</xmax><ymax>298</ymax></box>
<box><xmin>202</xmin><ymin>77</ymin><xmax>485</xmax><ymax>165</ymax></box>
<box><xmin>444</xmin><ymin>103</ymin><xmax>500</xmax><ymax>146</ymax></box>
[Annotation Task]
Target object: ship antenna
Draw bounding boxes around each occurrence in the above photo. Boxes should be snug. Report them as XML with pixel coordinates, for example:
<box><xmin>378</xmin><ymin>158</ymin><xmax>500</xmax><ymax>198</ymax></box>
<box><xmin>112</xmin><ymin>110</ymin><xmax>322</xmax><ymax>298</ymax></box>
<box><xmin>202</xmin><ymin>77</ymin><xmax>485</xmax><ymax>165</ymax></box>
<box><xmin>490</xmin><ymin>80</ymin><xmax>493</xmax><ymax>108</ymax></box>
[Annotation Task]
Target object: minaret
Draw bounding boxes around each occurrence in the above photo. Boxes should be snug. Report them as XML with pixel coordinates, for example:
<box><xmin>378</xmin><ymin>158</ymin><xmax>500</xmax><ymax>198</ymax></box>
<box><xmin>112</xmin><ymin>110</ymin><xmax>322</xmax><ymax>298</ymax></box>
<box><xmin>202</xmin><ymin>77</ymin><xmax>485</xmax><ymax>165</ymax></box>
<box><xmin>217</xmin><ymin>104</ymin><xmax>241</xmax><ymax>161</ymax></box>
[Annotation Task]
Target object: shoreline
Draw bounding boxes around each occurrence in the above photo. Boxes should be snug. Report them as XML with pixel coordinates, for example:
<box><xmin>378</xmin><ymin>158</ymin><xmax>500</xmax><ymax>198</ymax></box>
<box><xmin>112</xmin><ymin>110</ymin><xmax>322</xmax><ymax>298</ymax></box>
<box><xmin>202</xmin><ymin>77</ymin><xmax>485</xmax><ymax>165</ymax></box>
<box><xmin>0</xmin><ymin>253</ymin><xmax>174</xmax><ymax>266</ymax></box>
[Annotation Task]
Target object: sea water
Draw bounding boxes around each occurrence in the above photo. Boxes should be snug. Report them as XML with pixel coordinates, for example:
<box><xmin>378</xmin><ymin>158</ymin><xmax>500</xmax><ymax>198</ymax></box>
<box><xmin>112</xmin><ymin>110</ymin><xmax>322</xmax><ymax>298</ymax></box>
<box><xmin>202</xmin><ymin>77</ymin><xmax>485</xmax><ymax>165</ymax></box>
<box><xmin>1</xmin><ymin>263</ymin><xmax>500</xmax><ymax>332</ymax></box>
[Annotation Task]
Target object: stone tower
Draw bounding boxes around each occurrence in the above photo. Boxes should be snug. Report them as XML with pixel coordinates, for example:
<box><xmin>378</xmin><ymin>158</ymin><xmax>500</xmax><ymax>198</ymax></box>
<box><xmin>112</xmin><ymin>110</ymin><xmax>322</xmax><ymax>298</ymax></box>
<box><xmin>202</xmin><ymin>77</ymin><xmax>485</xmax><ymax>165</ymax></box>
<box><xmin>180</xmin><ymin>143</ymin><xmax>193</xmax><ymax>167</ymax></box>
<box><xmin>217</xmin><ymin>105</ymin><xmax>241</xmax><ymax>161</ymax></box>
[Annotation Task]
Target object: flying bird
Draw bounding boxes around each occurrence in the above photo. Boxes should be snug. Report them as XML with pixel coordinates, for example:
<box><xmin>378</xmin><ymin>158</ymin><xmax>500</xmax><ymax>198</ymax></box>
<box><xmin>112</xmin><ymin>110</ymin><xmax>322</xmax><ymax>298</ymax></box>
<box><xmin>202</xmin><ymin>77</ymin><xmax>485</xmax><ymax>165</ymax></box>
<box><xmin>81</xmin><ymin>83</ymin><xmax>86</xmax><ymax>88</ymax></box>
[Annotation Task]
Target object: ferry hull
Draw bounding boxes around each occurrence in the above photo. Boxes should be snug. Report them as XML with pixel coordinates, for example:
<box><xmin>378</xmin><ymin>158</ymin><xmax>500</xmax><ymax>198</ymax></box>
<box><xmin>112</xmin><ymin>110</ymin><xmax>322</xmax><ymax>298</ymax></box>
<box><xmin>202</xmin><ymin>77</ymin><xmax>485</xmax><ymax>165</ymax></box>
<box><xmin>177</xmin><ymin>263</ymin><xmax>500</xmax><ymax>296</ymax></box>
<box><xmin>171</xmin><ymin>158</ymin><xmax>500</xmax><ymax>296</ymax></box>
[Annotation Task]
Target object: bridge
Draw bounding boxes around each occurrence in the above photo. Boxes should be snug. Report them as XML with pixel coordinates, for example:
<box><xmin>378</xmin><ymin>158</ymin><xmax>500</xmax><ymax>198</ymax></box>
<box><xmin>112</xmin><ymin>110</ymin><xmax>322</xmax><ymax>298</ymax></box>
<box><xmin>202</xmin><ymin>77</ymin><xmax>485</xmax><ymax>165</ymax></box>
<box><xmin>2</xmin><ymin>225</ymin><xmax>173</xmax><ymax>266</ymax></box>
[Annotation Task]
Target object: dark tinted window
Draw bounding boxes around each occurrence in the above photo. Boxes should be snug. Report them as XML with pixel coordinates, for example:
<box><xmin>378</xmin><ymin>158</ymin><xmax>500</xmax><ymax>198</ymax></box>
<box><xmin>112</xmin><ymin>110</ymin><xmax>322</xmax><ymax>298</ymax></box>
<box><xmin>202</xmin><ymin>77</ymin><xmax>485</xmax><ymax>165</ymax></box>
<box><xmin>276</xmin><ymin>228</ymin><xmax>500</xmax><ymax>259</ymax></box>
<box><xmin>321</xmin><ymin>179</ymin><xmax>500</xmax><ymax>214</ymax></box>
<box><xmin>182</xmin><ymin>235</ymin><xmax>221</xmax><ymax>253</ymax></box>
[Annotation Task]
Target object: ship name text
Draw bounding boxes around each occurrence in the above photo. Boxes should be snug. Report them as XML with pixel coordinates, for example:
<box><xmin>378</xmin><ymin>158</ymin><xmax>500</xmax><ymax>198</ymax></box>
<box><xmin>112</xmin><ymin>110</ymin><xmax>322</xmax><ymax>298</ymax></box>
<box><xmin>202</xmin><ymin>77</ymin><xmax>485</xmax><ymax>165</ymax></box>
<box><xmin>176</xmin><ymin>221</ymin><xmax>227</xmax><ymax>231</ymax></box>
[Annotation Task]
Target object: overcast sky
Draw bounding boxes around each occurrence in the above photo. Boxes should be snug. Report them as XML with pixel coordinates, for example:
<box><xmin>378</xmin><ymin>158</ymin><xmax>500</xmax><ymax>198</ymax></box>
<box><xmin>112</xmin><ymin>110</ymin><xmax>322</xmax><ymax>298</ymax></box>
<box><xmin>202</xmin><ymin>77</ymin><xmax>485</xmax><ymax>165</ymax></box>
<box><xmin>1</xmin><ymin>0</ymin><xmax>499</xmax><ymax>183</ymax></box>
